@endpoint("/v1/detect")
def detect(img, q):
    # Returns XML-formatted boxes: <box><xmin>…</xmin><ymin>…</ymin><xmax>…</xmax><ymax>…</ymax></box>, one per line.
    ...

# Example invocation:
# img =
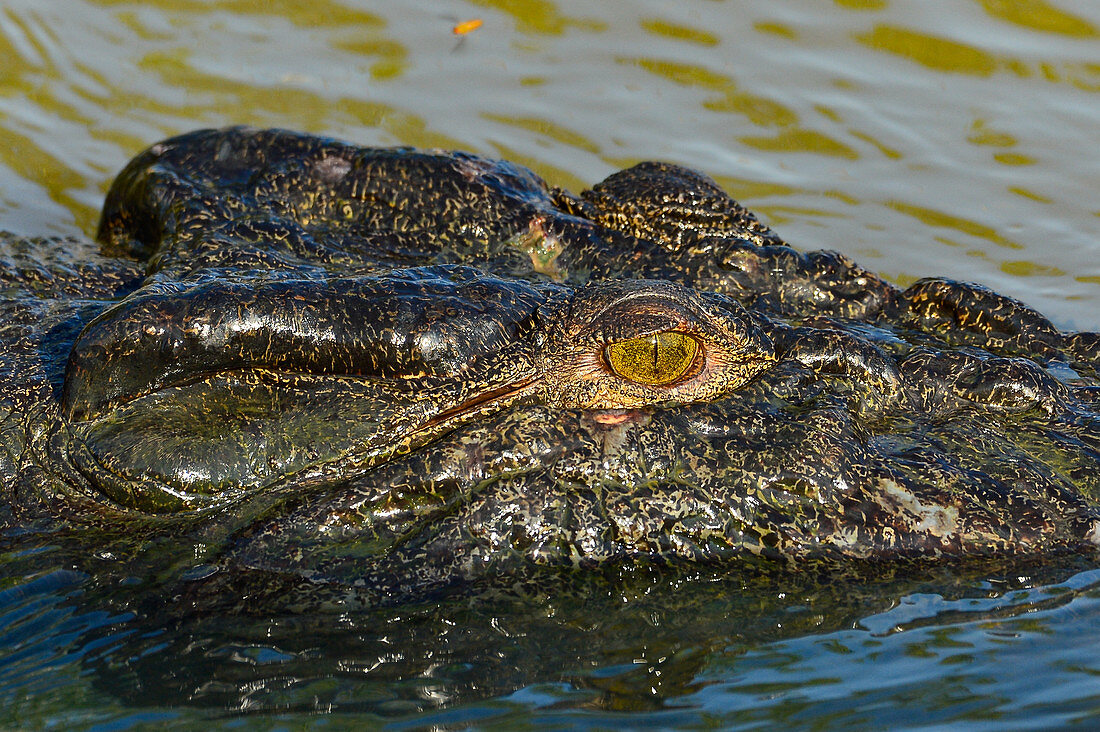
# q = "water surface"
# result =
<box><xmin>2</xmin><ymin>0</ymin><xmax>1098</xmax><ymax>325</ymax></box>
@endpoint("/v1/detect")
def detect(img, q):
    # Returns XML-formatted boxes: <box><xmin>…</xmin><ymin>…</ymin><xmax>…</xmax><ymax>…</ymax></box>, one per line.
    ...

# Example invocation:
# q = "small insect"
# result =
<box><xmin>452</xmin><ymin>18</ymin><xmax>483</xmax><ymax>35</ymax></box>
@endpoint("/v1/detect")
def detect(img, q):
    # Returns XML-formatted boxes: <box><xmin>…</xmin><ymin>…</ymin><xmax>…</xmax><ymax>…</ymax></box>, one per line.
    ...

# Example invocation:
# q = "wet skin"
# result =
<box><xmin>2</xmin><ymin>127</ymin><xmax>1100</xmax><ymax>604</ymax></box>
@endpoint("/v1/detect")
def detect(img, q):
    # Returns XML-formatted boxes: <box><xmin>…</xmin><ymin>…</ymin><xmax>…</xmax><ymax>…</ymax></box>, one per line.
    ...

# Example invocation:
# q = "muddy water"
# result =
<box><xmin>2</xmin><ymin>0</ymin><xmax>1100</xmax><ymax>728</ymax></box>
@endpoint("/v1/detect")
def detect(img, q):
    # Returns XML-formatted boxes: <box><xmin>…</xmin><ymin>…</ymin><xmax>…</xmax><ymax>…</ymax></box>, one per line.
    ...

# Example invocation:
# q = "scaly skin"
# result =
<box><xmin>2</xmin><ymin>126</ymin><xmax>1099</xmax><ymax>606</ymax></box>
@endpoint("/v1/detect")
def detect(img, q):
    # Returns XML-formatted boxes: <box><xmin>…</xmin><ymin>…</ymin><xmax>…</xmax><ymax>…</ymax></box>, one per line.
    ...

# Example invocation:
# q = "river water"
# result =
<box><xmin>1</xmin><ymin>0</ymin><xmax>1099</xmax><ymax>728</ymax></box>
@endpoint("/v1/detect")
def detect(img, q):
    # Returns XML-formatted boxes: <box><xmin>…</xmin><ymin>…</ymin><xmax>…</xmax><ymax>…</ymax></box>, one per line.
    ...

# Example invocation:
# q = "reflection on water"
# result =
<box><xmin>1</xmin><ymin>0</ymin><xmax>1099</xmax><ymax>726</ymax></box>
<box><xmin>857</xmin><ymin>24</ymin><xmax>1001</xmax><ymax>76</ymax></box>
<box><xmin>2</xmin><ymin>545</ymin><xmax>1100</xmax><ymax>727</ymax></box>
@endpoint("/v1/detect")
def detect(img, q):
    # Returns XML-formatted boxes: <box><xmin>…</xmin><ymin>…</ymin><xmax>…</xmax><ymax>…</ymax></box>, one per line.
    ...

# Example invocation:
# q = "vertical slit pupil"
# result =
<box><xmin>603</xmin><ymin>331</ymin><xmax>700</xmax><ymax>387</ymax></box>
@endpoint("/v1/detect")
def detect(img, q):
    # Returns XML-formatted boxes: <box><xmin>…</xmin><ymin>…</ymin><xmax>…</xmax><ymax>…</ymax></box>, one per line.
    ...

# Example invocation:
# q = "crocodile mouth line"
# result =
<box><xmin>421</xmin><ymin>376</ymin><xmax>542</xmax><ymax>431</ymax></box>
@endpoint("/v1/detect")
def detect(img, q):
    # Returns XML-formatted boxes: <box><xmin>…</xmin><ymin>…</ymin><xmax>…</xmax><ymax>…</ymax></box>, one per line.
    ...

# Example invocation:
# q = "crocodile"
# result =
<box><xmin>2</xmin><ymin>126</ymin><xmax>1099</xmax><ymax>606</ymax></box>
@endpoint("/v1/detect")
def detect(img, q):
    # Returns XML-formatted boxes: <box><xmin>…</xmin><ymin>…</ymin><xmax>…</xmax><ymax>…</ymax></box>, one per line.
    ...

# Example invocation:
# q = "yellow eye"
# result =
<box><xmin>604</xmin><ymin>331</ymin><xmax>700</xmax><ymax>386</ymax></box>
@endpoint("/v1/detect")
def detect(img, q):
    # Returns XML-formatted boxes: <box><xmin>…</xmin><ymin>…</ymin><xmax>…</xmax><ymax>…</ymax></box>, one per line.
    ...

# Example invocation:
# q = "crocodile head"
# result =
<box><xmin>10</xmin><ymin>126</ymin><xmax>1095</xmax><ymax>605</ymax></box>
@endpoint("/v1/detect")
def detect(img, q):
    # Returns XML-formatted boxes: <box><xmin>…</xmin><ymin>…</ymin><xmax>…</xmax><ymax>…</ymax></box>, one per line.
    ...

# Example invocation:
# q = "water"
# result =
<box><xmin>1</xmin><ymin>0</ymin><xmax>1099</xmax><ymax>727</ymax></box>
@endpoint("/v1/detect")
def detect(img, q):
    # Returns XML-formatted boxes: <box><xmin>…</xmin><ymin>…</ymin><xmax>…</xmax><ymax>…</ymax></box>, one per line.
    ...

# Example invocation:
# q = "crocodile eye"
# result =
<box><xmin>603</xmin><ymin>331</ymin><xmax>700</xmax><ymax>386</ymax></box>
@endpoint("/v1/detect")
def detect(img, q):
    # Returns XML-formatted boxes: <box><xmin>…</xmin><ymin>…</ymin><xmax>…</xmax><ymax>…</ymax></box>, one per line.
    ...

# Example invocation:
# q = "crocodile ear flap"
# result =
<box><xmin>578</xmin><ymin>161</ymin><xmax>785</xmax><ymax>252</ymax></box>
